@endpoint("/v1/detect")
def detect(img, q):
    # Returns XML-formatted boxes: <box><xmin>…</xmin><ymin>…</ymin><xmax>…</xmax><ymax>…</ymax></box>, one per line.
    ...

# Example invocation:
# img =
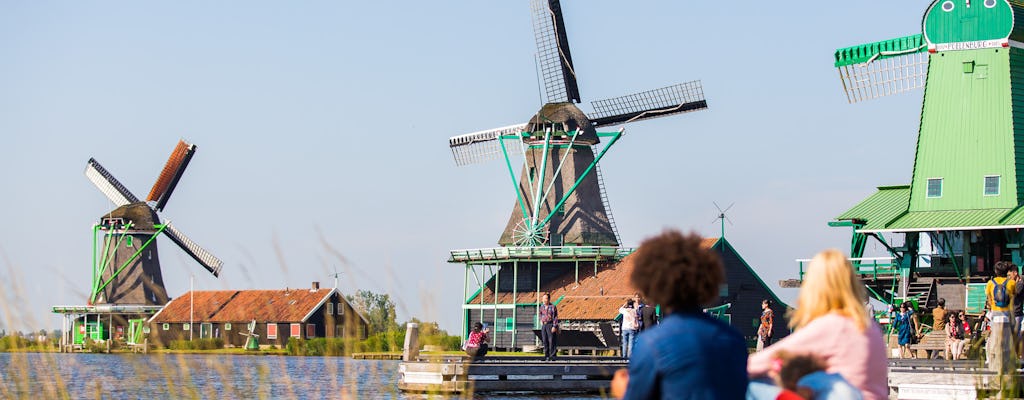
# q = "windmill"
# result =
<box><xmin>85</xmin><ymin>140</ymin><xmax>222</xmax><ymax>306</ymax></box>
<box><xmin>825</xmin><ymin>0</ymin><xmax>1024</xmax><ymax>306</ymax></box>
<box><xmin>448</xmin><ymin>0</ymin><xmax>707</xmax><ymax>247</ymax></box>
<box><xmin>239</xmin><ymin>319</ymin><xmax>259</xmax><ymax>350</ymax></box>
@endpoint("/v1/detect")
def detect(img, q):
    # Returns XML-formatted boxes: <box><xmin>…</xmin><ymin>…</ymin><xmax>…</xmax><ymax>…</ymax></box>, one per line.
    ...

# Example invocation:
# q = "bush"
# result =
<box><xmin>287</xmin><ymin>337</ymin><xmax>362</xmax><ymax>356</ymax></box>
<box><xmin>0</xmin><ymin>336</ymin><xmax>29</xmax><ymax>351</ymax></box>
<box><xmin>168</xmin><ymin>338</ymin><xmax>224</xmax><ymax>351</ymax></box>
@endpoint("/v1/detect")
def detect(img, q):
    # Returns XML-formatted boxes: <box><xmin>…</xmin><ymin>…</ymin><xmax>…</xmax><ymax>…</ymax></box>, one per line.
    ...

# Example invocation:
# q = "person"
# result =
<box><xmin>1010</xmin><ymin>266</ymin><xmax>1024</xmax><ymax>358</ymax></box>
<box><xmin>539</xmin><ymin>292</ymin><xmax>559</xmax><ymax>361</ymax></box>
<box><xmin>757</xmin><ymin>299</ymin><xmax>774</xmax><ymax>352</ymax></box>
<box><xmin>894</xmin><ymin>301</ymin><xmax>920</xmax><ymax>359</ymax></box>
<box><xmin>747</xmin><ymin>249</ymin><xmax>888</xmax><ymax>400</ymax></box>
<box><xmin>945</xmin><ymin>312</ymin><xmax>965</xmax><ymax>360</ymax></box>
<box><xmin>464</xmin><ymin>322</ymin><xmax>490</xmax><ymax>359</ymax></box>
<box><xmin>618</xmin><ymin>299</ymin><xmax>638</xmax><ymax>359</ymax></box>
<box><xmin>986</xmin><ymin>261</ymin><xmax>1017</xmax><ymax>373</ymax></box>
<box><xmin>958</xmin><ymin>310</ymin><xmax>974</xmax><ymax>347</ymax></box>
<box><xmin>933</xmin><ymin>298</ymin><xmax>947</xmax><ymax>332</ymax></box>
<box><xmin>774</xmin><ymin>351</ymin><xmax>863</xmax><ymax>400</ymax></box>
<box><xmin>610</xmin><ymin>230</ymin><xmax>747</xmax><ymax>399</ymax></box>
<box><xmin>864</xmin><ymin>298</ymin><xmax>876</xmax><ymax>323</ymax></box>
<box><xmin>635</xmin><ymin>294</ymin><xmax>657</xmax><ymax>333</ymax></box>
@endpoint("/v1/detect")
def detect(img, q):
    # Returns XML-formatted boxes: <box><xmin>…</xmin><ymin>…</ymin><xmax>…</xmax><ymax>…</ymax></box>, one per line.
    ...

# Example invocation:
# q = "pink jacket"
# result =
<box><xmin>748</xmin><ymin>313</ymin><xmax>888</xmax><ymax>400</ymax></box>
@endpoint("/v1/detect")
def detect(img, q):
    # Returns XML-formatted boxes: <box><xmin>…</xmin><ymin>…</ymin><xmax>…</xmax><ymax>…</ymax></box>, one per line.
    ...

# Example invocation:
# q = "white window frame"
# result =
<box><xmin>225</xmin><ymin>323</ymin><xmax>232</xmax><ymax>331</ymax></box>
<box><xmin>927</xmin><ymin>178</ymin><xmax>943</xmax><ymax>198</ymax></box>
<box><xmin>327</xmin><ymin>303</ymin><xmax>334</xmax><ymax>315</ymax></box>
<box><xmin>183</xmin><ymin>323</ymin><xmax>190</xmax><ymax>331</ymax></box>
<box><xmin>290</xmin><ymin>323</ymin><xmax>302</xmax><ymax>338</ymax></box>
<box><xmin>267</xmin><ymin>323</ymin><xmax>278</xmax><ymax>339</ymax></box>
<box><xmin>984</xmin><ymin>175</ymin><xmax>1001</xmax><ymax>196</ymax></box>
<box><xmin>337</xmin><ymin>303</ymin><xmax>344</xmax><ymax>315</ymax></box>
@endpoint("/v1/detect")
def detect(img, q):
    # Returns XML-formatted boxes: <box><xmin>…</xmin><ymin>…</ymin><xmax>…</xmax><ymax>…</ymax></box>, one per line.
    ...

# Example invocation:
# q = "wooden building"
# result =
<box><xmin>462</xmin><ymin>237</ymin><xmax>788</xmax><ymax>351</ymax></box>
<box><xmin>147</xmin><ymin>283</ymin><xmax>368</xmax><ymax>348</ymax></box>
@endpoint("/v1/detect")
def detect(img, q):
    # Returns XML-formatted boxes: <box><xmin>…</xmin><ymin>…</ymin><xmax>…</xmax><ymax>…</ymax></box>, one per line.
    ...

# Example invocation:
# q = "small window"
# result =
<box><xmin>927</xmin><ymin>178</ymin><xmax>943</xmax><ymax>198</ymax></box>
<box><xmin>985</xmin><ymin>176</ymin><xmax>1000</xmax><ymax>196</ymax></box>
<box><xmin>183</xmin><ymin>323</ymin><xmax>190</xmax><ymax>331</ymax></box>
<box><xmin>327</xmin><ymin>303</ymin><xmax>334</xmax><ymax>315</ymax></box>
<box><xmin>267</xmin><ymin>324</ymin><xmax>278</xmax><ymax>339</ymax></box>
<box><xmin>337</xmin><ymin>303</ymin><xmax>345</xmax><ymax>315</ymax></box>
<box><xmin>306</xmin><ymin>324</ymin><xmax>316</xmax><ymax>339</ymax></box>
<box><xmin>942</xmin><ymin>1</ymin><xmax>954</xmax><ymax>11</ymax></box>
<box><xmin>162</xmin><ymin>323</ymin><xmax>169</xmax><ymax>331</ymax></box>
<box><xmin>985</xmin><ymin>0</ymin><xmax>997</xmax><ymax>8</ymax></box>
<box><xmin>291</xmin><ymin>323</ymin><xmax>301</xmax><ymax>338</ymax></box>
<box><xmin>225</xmin><ymin>323</ymin><xmax>232</xmax><ymax>331</ymax></box>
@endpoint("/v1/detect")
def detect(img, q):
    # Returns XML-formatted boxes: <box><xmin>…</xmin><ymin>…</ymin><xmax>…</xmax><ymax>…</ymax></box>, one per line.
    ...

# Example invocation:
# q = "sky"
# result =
<box><xmin>0</xmin><ymin>1</ymin><xmax>932</xmax><ymax>333</ymax></box>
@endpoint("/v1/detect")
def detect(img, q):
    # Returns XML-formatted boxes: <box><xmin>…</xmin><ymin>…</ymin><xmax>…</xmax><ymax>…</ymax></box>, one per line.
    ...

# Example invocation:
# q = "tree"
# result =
<box><xmin>346</xmin><ymin>290</ymin><xmax>399</xmax><ymax>334</ymax></box>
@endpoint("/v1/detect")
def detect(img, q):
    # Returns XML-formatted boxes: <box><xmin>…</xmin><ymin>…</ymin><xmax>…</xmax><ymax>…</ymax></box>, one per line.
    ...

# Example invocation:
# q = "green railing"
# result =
<box><xmin>796</xmin><ymin>256</ymin><xmax>899</xmax><ymax>281</ymax></box>
<box><xmin>449</xmin><ymin>246</ymin><xmax>636</xmax><ymax>262</ymax></box>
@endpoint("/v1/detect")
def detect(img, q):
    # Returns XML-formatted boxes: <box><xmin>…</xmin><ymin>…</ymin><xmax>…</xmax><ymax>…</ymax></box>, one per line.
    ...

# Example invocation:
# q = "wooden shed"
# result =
<box><xmin>147</xmin><ymin>283</ymin><xmax>368</xmax><ymax>348</ymax></box>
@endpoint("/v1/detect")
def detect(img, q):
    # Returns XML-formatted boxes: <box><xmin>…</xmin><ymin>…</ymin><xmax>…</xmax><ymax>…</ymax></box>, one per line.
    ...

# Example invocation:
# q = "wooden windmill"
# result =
<box><xmin>85</xmin><ymin>140</ymin><xmax>222</xmax><ymax>305</ymax></box>
<box><xmin>826</xmin><ymin>0</ymin><xmax>1024</xmax><ymax>308</ymax></box>
<box><xmin>448</xmin><ymin>0</ymin><xmax>707</xmax><ymax>247</ymax></box>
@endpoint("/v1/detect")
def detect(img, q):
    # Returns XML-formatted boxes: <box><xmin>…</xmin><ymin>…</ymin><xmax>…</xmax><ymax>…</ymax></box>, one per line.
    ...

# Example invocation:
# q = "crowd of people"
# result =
<box><xmin>462</xmin><ymin>228</ymin><xmax>1023</xmax><ymax>398</ymax></box>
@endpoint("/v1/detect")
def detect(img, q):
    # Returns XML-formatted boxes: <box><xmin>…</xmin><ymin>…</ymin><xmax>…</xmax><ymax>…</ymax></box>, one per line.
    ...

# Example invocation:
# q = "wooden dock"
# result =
<box><xmin>352</xmin><ymin>352</ymin><xmax>403</xmax><ymax>360</ymax></box>
<box><xmin>888</xmin><ymin>359</ymin><xmax>1023</xmax><ymax>399</ymax></box>
<box><xmin>397</xmin><ymin>355</ymin><xmax>627</xmax><ymax>394</ymax></box>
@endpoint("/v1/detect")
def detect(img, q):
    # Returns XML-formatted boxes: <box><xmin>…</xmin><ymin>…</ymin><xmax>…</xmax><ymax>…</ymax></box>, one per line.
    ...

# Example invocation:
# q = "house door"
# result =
<box><xmin>200</xmin><ymin>323</ymin><xmax>213</xmax><ymax>339</ymax></box>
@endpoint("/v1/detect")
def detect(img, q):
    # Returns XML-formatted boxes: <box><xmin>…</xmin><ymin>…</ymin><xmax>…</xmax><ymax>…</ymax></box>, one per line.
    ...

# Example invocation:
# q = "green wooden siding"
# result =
<box><xmin>924</xmin><ymin>0</ymin><xmax>1014</xmax><ymax>44</ymax></box>
<box><xmin>1011</xmin><ymin>1</ymin><xmax>1024</xmax><ymax>42</ymax></box>
<box><xmin>910</xmin><ymin>48</ymin><xmax>1018</xmax><ymax>212</ymax></box>
<box><xmin>1011</xmin><ymin>47</ymin><xmax>1024</xmax><ymax>204</ymax></box>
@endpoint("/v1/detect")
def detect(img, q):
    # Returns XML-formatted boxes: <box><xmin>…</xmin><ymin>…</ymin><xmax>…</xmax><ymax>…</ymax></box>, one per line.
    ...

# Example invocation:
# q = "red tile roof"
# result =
<box><xmin>150</xmin><ymin>288</ymin><xmax>348</xmax><ymax>323</ymax></box>
<box><xmin>468</xmin><ymin>238</ymin><xmax>721</xmax><ymax>320</ymax></box>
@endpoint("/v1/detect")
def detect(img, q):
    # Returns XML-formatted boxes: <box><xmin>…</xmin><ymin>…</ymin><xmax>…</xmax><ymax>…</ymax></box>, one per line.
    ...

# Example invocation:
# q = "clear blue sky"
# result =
<box><xmin>0</xmin><ymin>1</ymin><xmax>929</xmax><ymax>333</ymax></box>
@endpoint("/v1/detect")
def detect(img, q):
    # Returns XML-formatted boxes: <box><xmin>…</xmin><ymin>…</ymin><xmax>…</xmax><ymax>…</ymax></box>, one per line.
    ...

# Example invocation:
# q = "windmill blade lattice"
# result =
<box><xmin>590</xmin><ymin>81</ymin><xmax>707</xmax><ymax>127</ymax></box>
<box><xmin>147</xmin><ymin>140</ymin><xmax>197</xmax><ymax>212</ymax></box>
<box><xmin>85</xmin><ymin>158</ymin><xmax>141</xmax><ymax>207</ymax></box>
<box><xmin>449</xmin><ymin>124</ymin><xmax>527</xmax><ymax>166</ymax></box>
<box><xmin>531</xmin><ymin>0</ymin><xmax>580</xmax><ymax>104</ymax></box>
<box><xmin>162</xmin><ymin>222</ymin><xmax>223</xmax><ymax>277</ymax></box>
<box><xmin>834</xmin><ymin>34</ymin><xmax>927</xmax><ymax>103</ymax></box>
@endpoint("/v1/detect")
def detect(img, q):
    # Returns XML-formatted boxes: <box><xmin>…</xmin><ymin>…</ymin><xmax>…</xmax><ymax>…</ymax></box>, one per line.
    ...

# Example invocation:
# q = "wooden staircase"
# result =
<box><xmin>907</xmin><ymin>278</ymin><xmax>936</xmax><ymax>309</ymax></box>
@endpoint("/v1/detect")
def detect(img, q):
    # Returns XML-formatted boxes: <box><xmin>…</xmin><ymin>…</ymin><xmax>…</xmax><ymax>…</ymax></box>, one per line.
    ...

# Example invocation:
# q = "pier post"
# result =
<box><xmin>403</xmin><ymin>323</ymin><xmax>420</xmax><ymax>362</ymax></box>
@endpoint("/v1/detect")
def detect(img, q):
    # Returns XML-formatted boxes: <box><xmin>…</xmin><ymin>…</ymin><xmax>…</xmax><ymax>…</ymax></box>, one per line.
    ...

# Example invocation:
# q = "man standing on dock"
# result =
<box><xmin>539</xmin><ymin>293</ymin><xmax>559</xmax><ymax>361</ymax></box>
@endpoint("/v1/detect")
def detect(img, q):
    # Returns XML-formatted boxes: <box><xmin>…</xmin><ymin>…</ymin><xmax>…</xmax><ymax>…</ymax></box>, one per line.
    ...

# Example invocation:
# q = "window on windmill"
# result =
<box><xmin>975</xmin><ymin>64</ymin><xmax>989</xmax><ymax>79</ymax></box>
<box><xmin>927</xmin><ymin>178</ymin><xmax>943</xmax><ymax>198</ymax></box>
<box><xmin>964</xmin><ymin>61</ymin><xmax>975</xmax><ymax>74</ymax></box>
<box><xmin>985</xmin><ymin>176</ymin><xmax>1000</xmax><ymax>196</ymax></box>
<box><xmin>529</xmin><ymin>167</ymin><xmax>537</xmax><ymax>180</ymax></box>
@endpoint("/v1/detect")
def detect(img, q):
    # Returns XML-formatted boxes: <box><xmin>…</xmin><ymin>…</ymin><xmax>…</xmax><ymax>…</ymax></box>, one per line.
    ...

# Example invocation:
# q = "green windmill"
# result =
<box><xmin>822</xmin><ymin>0</ymin><xmax>1024</xmax><ymax>310</ymax></box>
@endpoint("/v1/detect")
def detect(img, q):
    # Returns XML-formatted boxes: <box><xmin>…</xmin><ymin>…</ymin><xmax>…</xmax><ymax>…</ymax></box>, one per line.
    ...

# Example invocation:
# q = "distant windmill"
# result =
<box><xmin>85</xmin><ymin>140</ymin><xmax>222</xmax><ymax>305</ymax></box>
<box><xmin>448</xmin><ymin>0</ymin><xmax>708</xmax><ymax>247</ymax></box>
<box><xmin>239</xmin><ymin>319</ymin><xmax>259</xmax><ymax>350</ymax></box>
<box><xmin>712</xmin><ymin>202</ymin><xmax>734</xmax><ymax>239</ymax></box>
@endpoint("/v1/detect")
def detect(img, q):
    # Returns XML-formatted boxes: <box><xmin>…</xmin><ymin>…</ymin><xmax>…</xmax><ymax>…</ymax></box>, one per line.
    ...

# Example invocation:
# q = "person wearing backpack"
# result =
<box><xmin>986</xmin><ymin>261</ymin><xmax>1017</xmax><ymax>373</ymax></box>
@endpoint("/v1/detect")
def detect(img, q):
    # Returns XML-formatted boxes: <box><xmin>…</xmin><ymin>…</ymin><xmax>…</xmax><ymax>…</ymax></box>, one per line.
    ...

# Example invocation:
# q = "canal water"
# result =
<box><xmin>0</xmin><ymin>353</ymin><xmax>603</xmax><ymax>399</ymax></box>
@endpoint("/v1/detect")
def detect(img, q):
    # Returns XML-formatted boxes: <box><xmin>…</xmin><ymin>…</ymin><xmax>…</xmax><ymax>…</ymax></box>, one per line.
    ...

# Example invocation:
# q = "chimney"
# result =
<box><xmin>312</xmin><ymin>281</ymin><xmax>320</xmax><ymax>291</ymax></box>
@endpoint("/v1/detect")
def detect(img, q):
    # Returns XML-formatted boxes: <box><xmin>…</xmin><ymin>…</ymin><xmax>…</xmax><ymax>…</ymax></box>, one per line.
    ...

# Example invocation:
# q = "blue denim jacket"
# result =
<box><xmin>624</xmin><ymin>310</ymin><xmax>748</xmax><ymax>400</ymax></box>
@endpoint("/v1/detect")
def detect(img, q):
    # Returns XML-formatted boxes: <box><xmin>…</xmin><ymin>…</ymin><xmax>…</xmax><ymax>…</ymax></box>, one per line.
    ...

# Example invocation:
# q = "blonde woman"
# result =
<box><xmin>748</xmin><ymin>249</ymin><xmax>887</xmax><ymax>400</ymax></box>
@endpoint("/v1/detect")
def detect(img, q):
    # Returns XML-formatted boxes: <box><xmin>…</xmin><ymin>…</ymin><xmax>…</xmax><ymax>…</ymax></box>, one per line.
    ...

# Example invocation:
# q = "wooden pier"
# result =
<box><xmin>888</xmin><ymin>359</ymin><xmax>1023</xmax><ymax>399</ymax></box>
<box><xmin>397</xmin><ymin>355</ymin><xmax>626</xmax><ymax>394</ymax></box>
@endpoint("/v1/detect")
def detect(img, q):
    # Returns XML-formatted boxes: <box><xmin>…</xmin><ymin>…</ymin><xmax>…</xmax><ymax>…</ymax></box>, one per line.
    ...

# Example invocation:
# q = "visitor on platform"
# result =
<box><xmin>747</xmin><ymin>249</ymin><xmax>887</xmax><ymax>400</ymax></box>
<box><xmin>1010</xmin><ymin>266</ymin><xmax>1024</xmax><ymax>357</ymax></box>
<box><xmin>945</xmin><ymin>312</ymin><xmax>965</xmax><ymax>360</ymax></box>
<box><xmin>986</xmin><ymin>261</ymin><xmax>1017</xmax><ymax>373</ymax></box>
<box><xmin>539</xmin><ymin>292</ymin><xmax>559</xmax><ymax>361</ymax></box>
<box><xmin>933</xmin><ymin>298</ymin><xmax>947</xmax><ymax>332</ymax></box>
<box><xmin>958</xmin><ymin>310</ymin><xmax>974</xmax><ymax>346</ymax></box>
<box><xmin>757</xmin><ymin>299</ymin><xmax>774</xmax><ymax>352</ymax></box>
<box><xmin>618</xmin><ymin>299</ymin><xmax>638</xmax><ymax>359</ymax></box>
<box><xmin>894</xmin><ymin>301</ymin><xmax>920</xmax><ymax>359</ymax></box>
<box><xmin>610</xmin><ymin>230</ymin><xmax>747</xmax><ymax>399</ymax></box>
<box><xmin>464</xmin><ymin>322</ymin><xmax>490</xmax><ymax>359</ymax></box>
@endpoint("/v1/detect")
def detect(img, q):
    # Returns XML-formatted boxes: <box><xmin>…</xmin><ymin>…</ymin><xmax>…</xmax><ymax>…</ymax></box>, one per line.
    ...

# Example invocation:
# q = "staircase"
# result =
<box><xmin>906</xmin><ymin>278</ymin><xmax>936</xmax><ymax>309</ymax></box>
<box><xmin>594</xmin><ymin>163</ymin><xmax>621</xmax><ymax>245</ymax></box>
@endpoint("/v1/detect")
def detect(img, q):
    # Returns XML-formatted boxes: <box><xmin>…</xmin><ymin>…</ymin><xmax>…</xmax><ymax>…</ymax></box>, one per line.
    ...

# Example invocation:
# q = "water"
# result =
<box><xmin>0</xmin><ymin>353</ymin><xmax>604</xmax><ymax>399</ymax></box>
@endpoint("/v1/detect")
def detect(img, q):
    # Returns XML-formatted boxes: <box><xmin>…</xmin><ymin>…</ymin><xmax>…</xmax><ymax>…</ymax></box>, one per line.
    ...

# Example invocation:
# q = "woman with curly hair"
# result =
<box><xmin>610</xmin><ymin>230</ymin><xmax>747</xmax><ymax>399</ymax></box>
<box><xmin>748</xmin><ymin>249</ymin><xmax>887</xmax><ymax>400</ymax></box>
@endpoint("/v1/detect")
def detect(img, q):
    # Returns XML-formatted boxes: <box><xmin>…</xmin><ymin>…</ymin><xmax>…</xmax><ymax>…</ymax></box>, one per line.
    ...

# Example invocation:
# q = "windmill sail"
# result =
<box><xmin>834</xmin><ymin>34</ymin><xmax>928</xmax><ymax>103</ymax></box>
<box><xmin>85</xmin><ymin>158</ymin><xmax>141</xmax><ymax>207</ymax></box>
<box><xmin>163</xmin><ymin>222</ymin><xmax>223</xmax><ymax>277</ymax></box>
<box><xmin>531</xmin><ymin>0</ymin><xmax>580</xmax><ymax>103</ymax></box>
<box><xmin>590</xmin><ymin>81</ymin><xmax>708</xmax><ymax>127</ymax></box>
<box><xmin>449</xmin><ymin>124</ymin><xmax>528</xmax><ymax>166</ymax></box>
<box><xmin>147</xmin><ymin>140</ymin><xmax>197</xmax><ymax>212</ymax></box>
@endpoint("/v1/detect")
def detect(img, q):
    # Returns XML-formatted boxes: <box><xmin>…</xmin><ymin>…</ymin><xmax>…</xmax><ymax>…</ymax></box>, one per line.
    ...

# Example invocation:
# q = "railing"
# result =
<box><xmin>795</xmin><ymin>256</ymin><xmax>899</xmax><ymax>281</ymax></box>
<box><xmin>449</xmin><ymin>246</ymin><xmax>636</xmax><ymax>262</ymax></box>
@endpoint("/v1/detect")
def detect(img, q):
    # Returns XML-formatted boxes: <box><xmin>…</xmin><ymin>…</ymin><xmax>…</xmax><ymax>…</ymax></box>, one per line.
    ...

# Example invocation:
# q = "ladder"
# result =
<box><xmin>906</xmin><ymin>278</ymin><xmax>935</xmax><ymax>309</ymax></box>
<box><xmin>594</xmin><ymin>163</ymin><xmax>621</xmax><ymax>244</ymax></box>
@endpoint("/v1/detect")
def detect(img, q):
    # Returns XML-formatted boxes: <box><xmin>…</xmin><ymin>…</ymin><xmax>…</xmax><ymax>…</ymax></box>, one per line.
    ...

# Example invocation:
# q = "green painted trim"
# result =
<box><xmin>834</xmin><ymin>34</ymin><xmax>925</xmax><ymax>67</ymax></box>
<box><xmin>499</xmin><ymin>137</ymin><xmax>532</xmax><ymax>228</ymax></box>
<box><xmin>91</xmin><ymin>221</ymin><xmax>134</xmax><ymax>304</ymax></box>
<box><xmin>530</xmin><ymin>129</ymin><xmax>553</xmax><ymax>230</ymax></box>
<box><xmin>92</xmin><ymin>224</ymin><xmax>167</xmax><ymax>299</ymax></box>
<box><xmin>538</xmin><ymin>129</ymin><xmax>623</xmax><ymax>229</ymax></box>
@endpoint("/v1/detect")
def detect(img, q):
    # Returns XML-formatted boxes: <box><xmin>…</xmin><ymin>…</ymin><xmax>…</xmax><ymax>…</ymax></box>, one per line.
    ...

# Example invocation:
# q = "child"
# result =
<box><xmin>464</xmin><ymin>322</ymin><xmax>489</xmax><ymax>360</ymax></box>
<box><xmin>774</xmin><ymin>351</ymin><xmax>863</xmax><ymax>400</ymax></box>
